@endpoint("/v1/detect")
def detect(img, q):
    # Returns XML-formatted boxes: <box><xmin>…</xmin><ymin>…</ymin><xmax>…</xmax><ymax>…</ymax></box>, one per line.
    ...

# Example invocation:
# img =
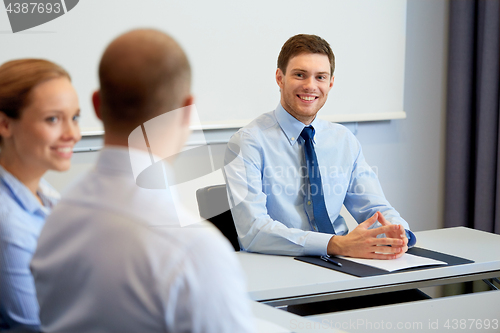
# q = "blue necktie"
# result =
<box><xmin>300</xmin><ymin>126</ymin><xmax>335</xmax><ymax>234</ymax></box>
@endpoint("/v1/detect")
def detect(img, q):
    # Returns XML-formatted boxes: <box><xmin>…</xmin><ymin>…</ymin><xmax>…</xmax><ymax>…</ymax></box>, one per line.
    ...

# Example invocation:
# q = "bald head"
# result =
<box><xmin>98</xmin><ymin>29</ymin><xmax>191</xmax><ymax>133</ymax></box>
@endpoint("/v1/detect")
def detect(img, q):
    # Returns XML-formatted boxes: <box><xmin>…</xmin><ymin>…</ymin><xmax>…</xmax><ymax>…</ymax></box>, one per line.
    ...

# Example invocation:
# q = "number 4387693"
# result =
<box><xmin>6</xmin><ymin>2</ymin><xmax>61</xmax><ymax>14</ymax></box>
<box><xmin>444</xmin><ymin>319</ymin><xmax>499</xmax><ymax>330</ymax></box>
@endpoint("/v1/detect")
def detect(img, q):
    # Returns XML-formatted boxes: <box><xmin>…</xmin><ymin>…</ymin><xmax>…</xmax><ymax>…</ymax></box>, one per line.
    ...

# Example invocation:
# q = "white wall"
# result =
<box><xmin>0</xmin><ymin>0</ymin><xmax>408</xmax><ymax>132</ymax></box>
<box><xmin>355</xmin><ymin>0</ymin><xmax>448</xmax><ymax>232</ymax></box>
<box><xmin>45</xmin><ymin>0</ymin><xmax>449</xmax><ymax>231</ymax></box>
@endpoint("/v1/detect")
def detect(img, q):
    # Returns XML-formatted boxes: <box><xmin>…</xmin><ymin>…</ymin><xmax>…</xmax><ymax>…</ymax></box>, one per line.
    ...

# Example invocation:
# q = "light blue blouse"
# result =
<box><xmin>0</xmin><ymin>165</ymin><xmax>59</xmax><ymax>331</ymax></box>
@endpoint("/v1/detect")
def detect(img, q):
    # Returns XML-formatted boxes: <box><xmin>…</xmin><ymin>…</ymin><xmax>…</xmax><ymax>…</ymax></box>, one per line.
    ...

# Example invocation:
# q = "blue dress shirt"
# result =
<box><xmin>224</xmin><ymin>104</ymin><xmax>416</xmax><ymax>256</ymax></box>
<box><xmin>0</xmin><ymin>165</ymin><xmax>58</xmax><ymax>331</ymax></box>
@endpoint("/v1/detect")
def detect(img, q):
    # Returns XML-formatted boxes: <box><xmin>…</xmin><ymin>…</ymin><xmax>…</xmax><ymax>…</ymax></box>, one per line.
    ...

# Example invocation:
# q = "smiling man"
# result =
<box><xmin>224</xmin><ymin>34</ymin><xmax>416</xmax><ymax>258</ymax></box>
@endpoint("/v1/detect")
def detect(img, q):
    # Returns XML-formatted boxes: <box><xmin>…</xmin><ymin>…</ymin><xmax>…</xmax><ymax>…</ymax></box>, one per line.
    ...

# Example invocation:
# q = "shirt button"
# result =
<box><xmin>307</xmin><ymin>201</ymin><xmax>311</xmax><ymax>205</ymax></box>
<box><xmin>291</xmin><ymin>137</ymin><xmax>295</xmax><ymax>141</ymax></box>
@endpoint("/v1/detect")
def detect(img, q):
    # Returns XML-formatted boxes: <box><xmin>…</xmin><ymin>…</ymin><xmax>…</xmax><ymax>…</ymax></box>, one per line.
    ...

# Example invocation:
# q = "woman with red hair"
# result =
<box><xmin>0</xmin><ymin>59</ymin><xmax>81</xmax><ymax>331</ymax></box>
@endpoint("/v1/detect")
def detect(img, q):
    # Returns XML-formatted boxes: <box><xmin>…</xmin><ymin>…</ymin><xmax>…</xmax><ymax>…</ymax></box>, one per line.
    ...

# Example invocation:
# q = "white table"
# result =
<box><xmin>237</xmin><ymin>227</ymin><xmax>500</xmax><ymax>306</ymax></box>
<box><xmin>308</xmin><ymin>290</ymin><xmax>500</xmax><ymax>333</ymax></box>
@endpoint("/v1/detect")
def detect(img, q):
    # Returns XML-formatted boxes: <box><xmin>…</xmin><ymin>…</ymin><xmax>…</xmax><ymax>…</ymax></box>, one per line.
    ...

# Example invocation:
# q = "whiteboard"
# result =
<box><xmin>0</xmin><ymin>0</ymin><xmax>407</xmax><ymax>134</ymax></box>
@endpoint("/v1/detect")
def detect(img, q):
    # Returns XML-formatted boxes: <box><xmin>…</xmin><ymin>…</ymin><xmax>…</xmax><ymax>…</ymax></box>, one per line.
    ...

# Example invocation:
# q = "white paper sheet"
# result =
<box><xmin>338</xmin><ymin>253</ymin><xmax>447</xmax><ymax>272</ymax></box>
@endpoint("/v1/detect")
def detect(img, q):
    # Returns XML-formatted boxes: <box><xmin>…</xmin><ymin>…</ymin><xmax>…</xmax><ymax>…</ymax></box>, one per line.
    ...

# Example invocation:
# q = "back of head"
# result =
<box><xmin>277</xmin><ymin>34</ymin><xmax>335</xmax><ymax>76</ymax></box>
<box><xmin>98</xmin><ymin>29</ymin><xmax>192</xmax><ymax>134</ymax></box>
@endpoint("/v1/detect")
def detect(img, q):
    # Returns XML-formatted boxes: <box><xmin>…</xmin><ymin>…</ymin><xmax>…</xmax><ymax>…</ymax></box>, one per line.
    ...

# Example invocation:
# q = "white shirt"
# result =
<box><xmin>31</xmin><ymin>147</ymin><xmax>255</xmax><ymax>333</ymax></box>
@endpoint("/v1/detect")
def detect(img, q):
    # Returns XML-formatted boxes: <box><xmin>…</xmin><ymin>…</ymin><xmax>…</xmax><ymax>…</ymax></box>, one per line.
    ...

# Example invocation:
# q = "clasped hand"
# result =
<box><xmin>327</xmin><ymin>211</ymin><xmax>408</xmax><ymax>259</ymax></box>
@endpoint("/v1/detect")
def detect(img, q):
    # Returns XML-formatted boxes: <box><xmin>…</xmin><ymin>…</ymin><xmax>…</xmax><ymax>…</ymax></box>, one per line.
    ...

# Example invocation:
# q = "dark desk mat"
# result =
<box><xmin>294</xmin><ymin>247</ymin><xmax>475</xmax><ymax>277</ymax></box>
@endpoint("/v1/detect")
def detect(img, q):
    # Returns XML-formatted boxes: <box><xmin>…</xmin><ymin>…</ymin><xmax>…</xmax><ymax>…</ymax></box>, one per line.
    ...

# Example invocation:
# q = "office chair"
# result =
<box><xmin>196</xmin><ymin>184</ymin><xmax>240</xmax><ymax>251</ymax></box>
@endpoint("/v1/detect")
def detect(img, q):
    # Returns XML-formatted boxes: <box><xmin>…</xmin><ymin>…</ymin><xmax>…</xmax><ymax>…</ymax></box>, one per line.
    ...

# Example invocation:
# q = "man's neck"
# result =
<box><xmin>103</xmin><ymin>134</ymin><xmax>129</xmax><ymax>147</ymax></box>
<box><xmin>283</xmin><ymin>109</ymin><xmax>316</xmax><ymax>125</ymax></box>
<box><xmin>103</xmin><ymin>132</ymin><xmax>180</xmax><ymax>163</ymax></box>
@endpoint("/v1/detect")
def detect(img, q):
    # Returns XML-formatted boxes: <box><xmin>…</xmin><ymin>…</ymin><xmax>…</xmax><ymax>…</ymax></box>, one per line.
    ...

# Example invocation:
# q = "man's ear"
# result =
<box><xmin>276</xmin><ymin>68</ymin><xmax>285</xmax><ymax>89</ymax></box>
<box><xmin>0</xmin><ymin>111</ymin><xmax>13</xmax><ymax>139</ymax></box>
<box><xmin>92</xmin><ymin>90</ymin><xmax>102</xmax><ymax>120</ymax></box>
<box><xmin>330</xmin><ymin>75</ymin><xmax>335</xmax><ymax>88</ymax></box>
<box><xmin>181</xmin><ymin>95</ymin><xmax>194</xmax><ymax>127</ymax></box>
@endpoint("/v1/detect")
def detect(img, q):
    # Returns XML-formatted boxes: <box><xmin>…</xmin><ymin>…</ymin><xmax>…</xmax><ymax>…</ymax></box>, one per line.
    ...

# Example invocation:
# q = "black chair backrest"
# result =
<box><xmin>196</xmin><ymin>185</ymin><xmax>240</xmax><ymax>251</ymax></box>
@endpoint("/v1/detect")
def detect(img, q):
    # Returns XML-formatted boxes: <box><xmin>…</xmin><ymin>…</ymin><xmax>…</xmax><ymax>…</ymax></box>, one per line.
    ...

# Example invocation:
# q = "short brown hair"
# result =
<box><xmin>0</xmin><ymin>59</ymin><xmax>70</xmax><ymax>120</ymax></box>
<box><xmin>277</xmin><ymin>34</ymin><xmax>335</xmax><ymax>76</ymax></box>
<box><xmin>98</xmin><ymin>29</ymin><xmax>191</xmax><ymax>133</ymax></box>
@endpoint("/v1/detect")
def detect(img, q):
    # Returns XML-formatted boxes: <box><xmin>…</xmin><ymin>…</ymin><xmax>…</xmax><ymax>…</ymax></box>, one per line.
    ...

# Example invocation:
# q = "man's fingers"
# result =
<box><xmin>344</xmin><ymin>243</ymin><xmax>409</xmax><ymax>259</ymax></box>
<box><xmin>393</xmin><ymin>252</ymin><xmax>405</xmax><ymax>259</ymax></box>
<box><xmin>375</xmin><ymin>212</ymin><xmax>406</xmax><ymax>238</ymax></box>
<box><xmin>370</xmin><ymin>244</ymin><xmax>408</xmax><ymax>258</ymax></box>
<box><xmin>401</xmin><ymin>235</ymin><xmax>409</xmax><ymax>246</ymax></box>
<box><xmin>395</xmin><ymin>224</ymin><xmax>405</xmax><ymax>237</ymax></box>
<box><xmin>363</xmin><ymin>252</ymin><xmax>400</xmax><ymax>260</ymax></box>
<box><xmin>377</xmin><ymin>211</ymin><xmax>390</xmax><ymax>226</ymax></box>
<box><xmin>337</xmin><ymin>213</ymin><xmax>410</xmax><ymax>260</ymax></box>
<box><xmin>359</xmin><ymin>212</ymin><xmax>379</xmax><ymax>228</ymax></box>
<box><xmin>367</xmin><ymin>224</ymin><xmax>400</xmax><ymax>238</ymax></box>
<box><xmin>371</xmin><ymin>245</ymin><xmax>404</xmax><ymax>254</ymax></box>
<box><xmin>369</xmin><ymin>236</ymin><xmax>405</xmax><ymax>247</ymax></box>
<box><xmin>386</xmin><ymin>225</ymin><xmax>406</xmax><ymax>240</ymax></box>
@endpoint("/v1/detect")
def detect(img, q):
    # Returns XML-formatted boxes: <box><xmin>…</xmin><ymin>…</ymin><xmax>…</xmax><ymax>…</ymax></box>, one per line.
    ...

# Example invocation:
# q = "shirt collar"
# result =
<box><xmin>82</xmin><ymin>146</ymin><xmax>190</xmax><ymax>227</ymax></box>
<box><xmin>95</xmin><ymin>146</ymin><xmax>175</xmax><ymax>185</ymax></box>
<box><xmin>95</xmin><ymin>146</ymin><xmax>136</xmax><ymax>175</ymax></box>
<box><xmin>0</xmin><ymin>165</ymin><xmax>58</xmax><ymax>216</ymax></box>
<box><xmin>274</xmin><ymin>103</ymin><xmax>321</xmax><ymax>146</ymax></box>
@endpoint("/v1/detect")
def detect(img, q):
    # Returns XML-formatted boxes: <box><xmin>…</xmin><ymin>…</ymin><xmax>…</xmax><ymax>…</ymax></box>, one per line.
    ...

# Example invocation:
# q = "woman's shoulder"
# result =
<box><xmin>0</xmin><ymin>191</ymin><xmax>25</xmax><ymax>242</ymax></box>
<box><xmin>0</xmin><ymin>182</ymin><xmax>47</xmax><ymax>245</ymax></box>
<box><xmin>0</xmin><ymin>183</ymin><xmax>19</xmax><ymax>217</ymax></box>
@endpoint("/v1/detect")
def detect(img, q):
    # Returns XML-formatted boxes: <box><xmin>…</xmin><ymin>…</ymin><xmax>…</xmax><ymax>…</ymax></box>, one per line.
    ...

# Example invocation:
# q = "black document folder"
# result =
<box><xmin>294</xmin><ymin>247</ymin><xmax>474</xmax><ymax>277</ymax></box>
